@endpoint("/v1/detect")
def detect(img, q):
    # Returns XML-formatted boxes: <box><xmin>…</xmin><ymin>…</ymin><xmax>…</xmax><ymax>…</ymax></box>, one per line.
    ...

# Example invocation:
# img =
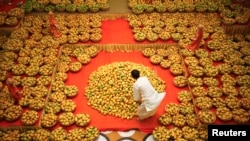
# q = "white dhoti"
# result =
<box><xmin>137</xmin><ymin>92</ymin><xmax>166</xmax><ymax>120</ymax></box>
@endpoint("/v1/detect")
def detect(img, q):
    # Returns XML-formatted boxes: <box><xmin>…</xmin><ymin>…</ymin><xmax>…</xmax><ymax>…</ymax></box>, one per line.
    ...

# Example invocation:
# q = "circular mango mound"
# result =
<box><xmin>85</xmin><ymin>61</ymin><xmax>166</xmax><ymax>119</ymax></box>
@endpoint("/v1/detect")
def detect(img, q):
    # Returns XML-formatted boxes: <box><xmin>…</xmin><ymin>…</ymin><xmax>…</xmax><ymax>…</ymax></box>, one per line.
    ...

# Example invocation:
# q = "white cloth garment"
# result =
<box><xmin>133</xmin><ymin>76</ymin><xmax>166</xmax><ymax>119</ymax></box>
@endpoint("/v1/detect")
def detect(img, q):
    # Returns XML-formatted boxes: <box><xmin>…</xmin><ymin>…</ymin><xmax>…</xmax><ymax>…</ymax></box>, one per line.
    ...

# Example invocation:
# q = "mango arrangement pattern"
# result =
<box><xmin>0</xmin><ymin>0</ymin><xmax>250</xmax><ymax>140</ymax></box>
<box><xmin>85</xmin><ymin>61</ymin><xmax>166</xmax><ymax>119</ymax></box>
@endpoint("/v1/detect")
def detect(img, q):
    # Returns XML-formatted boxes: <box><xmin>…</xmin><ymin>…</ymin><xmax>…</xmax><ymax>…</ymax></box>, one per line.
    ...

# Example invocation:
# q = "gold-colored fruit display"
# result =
<box><xmin>85</xmin><ymin>61</ymin><xmax>166</xmax><ymax>119</ymax></box>
<box><xmin>77</xmin><ymin>53</ymin><xmax>91</xmax><ymax>65</ymax></box>
<box><xmin>232</xmin><ymin>108</ymin><xmax>250</xmax><ymax>124</ymax></box>
<box><xmin>192</xmin><ymin>86</ymin><xmax>207</xmax><ymax>97</ymax></box>
<box><xmin>84</xmin><ymin>126</ymin><xmax>100</xmax><ymax>140</ymax></box>
<box><xmin>64</xmin><ymin>85</ymin><xmax>78</xmax><ymax>97</ymax></box>
<box><xmin>177</xmin><ymin>90</ymin><xmax>192</xmax><ymax>103</ymax></box>
<box><xmin>241</xmin><ymin>98</ymin><xmax>250</xmax><ymax>110</ymax></box>
<box><xmin>221</xmin><ymin>85</ymin><xmax>238</xmax><ymax>97</ymax></box>
<box><xmin>215</xmin><ymin>107</ymin><xmax>232</xmax><ymax>121</ymax></box>
<box><xmin>213</xmin><ymin>97</ymin><xmax>226</xmax><ymax>108</ymax></box>
<box><xmin>186</xmin><ymin>114</ymin><xmax>199</xmax><ymax>127</ymax></box>
<box><xmin>165</xmin><ymin>103</ymin><xmax>180</xmax><ymax>115</ymax></box>
<box><xmin>221</xmin><ymin>73</ymin><xmax>236</xmax><ymax>86</ymax></box>
<box><xmin>152</xmin><ymin>126</ymin><xmax>171</xmax><ymax>141</ymax></box>
<box><xmin>169</xmin><ymin>127</ymin><xmax>183</xmax><ymax>139</ymax></box>
<box><xmin>179</xmin><ymin>102</ymin><xmax>195</xmax><ymax>115</ymax></box>
<box><xmin>207</xmin><ymin>86</ymin><xmax>223</xmax><ymax>98</ymax></box>
<box><xmin>29</xmin><ymin>98</ymin><xmax>45</xmax><ymax>111</ymax></box>
<box><xmin>58</xmin><ymin>112</ymin><xmax>75</xmax><ymax>126</ymax></box>
<box><xmin>61</xmin><ymin>99</ymin><xmax>76</xmax><ymax>112</ymax></box>
<box><xmin>239</xmin><ymin>86</ymin><xmax>250</xmax><ymax>98</ymax></box>
<box><xmin>21</xmin><ymin>110</ymin><xmax>38</xmax><ymax>125</ymax></box>
<box><xmin>184</xmin><ymin>56</ymin><xmax>199</xmax><ymax>66</ymax></box>
<box><xmin>150</xmin><ymin>54</ymin><xmax>163</xmax><ymax>64</ymax></box>
<box><xmin>20</xmin><ymin>129</ymin><xmax>36</xmax><ymax>141</ymax></box>
<box><xmin>182</xmin><ymin>126</ymin><xmax>199</xmax><ymax>140</ymax></box>
<box><xmin>44</xmin><ymin>101</ymin><xmax>61</xmax><ymax>114</ymax></box>
<box><xmin>173</xmin><ymin>75</ymin><xmax>188</xmax><ymax>87</ymax></box>
<box><xmin>40</xmin><ymin>113</ymin><xmax>58</xmax><ymax>128</ymax></box>
<box><xmin>225</xmin><ymin>96</ymin><xmax>241</xmax><ymax>110</ymax></box>
<box><xmin>49</xmin><ymin>91</ymin><xmax>66</xmax><ymax>103</ymax></box>
<box><xmin>54</xmin><ymin>72</ymin><xmax>68</xmax><ymax>82</ymax></box>
<box><xmin>4</xmin><ymin>105</ymin><xmax>22</xmax><ymax>121</ymax></box>
<box><xmin>172</xmin><ymin>114</ymin><xmax>186</xmax><ymax>127</ymax></box>
<box><xmin>203</xmin><ymin>77</ymin><xmax>219</xmax><ymax>86</ymax></box>
<box><xmin>188</xmin><ymin>75</ymin><xmax>203</xmax><ymax>87</ymax></box>
<box><xmin>156</xmin><ymin>48</ymin><xmax>168</xmax><ymax>57</ymax></box>
<box><xmin>160</xmin><ymin>59</ymin><xmax>172</xmax><ymax>69</ymax></box>
<box><xmin>4</xmin><ymin>17</ymin><xmax>19</xmax><ymax>26</ymax></box>
<box><xmin>7</xmin><ymin>7</ymin><xmax>24</xmax><ymax>19</ymax></box>
<box><xmin>66</xmin><ymin>128</ymin><xmax>84</xmax><ymax>140</ymax></box>
<box><xmin>85</xmin><ymin>45</ymin><xmax>99</xmax><ymax>57</ymax></box>
<box><xmin>159</xmin><ymin>113</ymin><xmax>172</xmax><ymax>126</ymax></box>
<box><xmin>34</xmin><ymin>128</ymin><xmax>51</xmax><ymax>140</ymax></box>
<box><xmin>36</xmin><ymin>76</ymin><xmax>52</xmax><ymax>86</ymax></box>
<box><xmin>69</xmin><ymin>61</ymin><xmax>82</xmax><ymax>72</ymax></box>
<box><xmin>142</xmin><ymin>47</ymin><xmax>156</xmax><ymax>57</ymax></box>
<box><xmin>188</xmin><ymin>65</ymin><xmax>204</xmax><ymax>77</ymax></box>
<box><xmin>199</xmin><ymin>57</ymin><xmax>213</xmax><ymax>67</ymax></box>
<box><xmin>195</xmin><ymin>96</ymin><xmax>213</xmax><ymax>110</ymax></box>
<box><xmin>170</xmin><ymin>63</ymin><xmax>184</xmax><ymax>76</ymax></box>
<box><xmin>51</xmin><ymin>127</ymin><xmax>67</xmax><ymax>141</ymax></box>
<box><xmin>74</xmin><ymin>113</ymin><xmax>91</xmax><ymax>127</ymax></box>
<box><xmin>198</xmin><ymin>109</ymin><xmax>216</xmax><ymax>124</ymax></box>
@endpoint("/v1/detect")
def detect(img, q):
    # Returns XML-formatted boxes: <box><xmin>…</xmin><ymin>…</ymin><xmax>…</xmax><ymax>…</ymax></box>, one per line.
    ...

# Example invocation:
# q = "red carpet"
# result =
<box><xmin>0</xmin><ymin>51</ymin><xmax>183</xmax><ymax>133</ymax></box>
<box><xmin>91</xmin><ymin>18</ymin><xmax>174</xmax><ymax>44</ymax></box>
<box><xmin>100</xmin><ymin>19</ymin><xmax>136</xmax><ymax>44</ymax></box>
<box><xmin>0</xmin><ymin>5</ymin><xmax>177</xmax><ymax>132</ymax></box>
<box><xmin>63</xmin><ymin>51</ymin><xmax>185</xmax><ymax>133</ymax></box>
<box><xmin>0</xmin><ymin>4</ymin><xmax>240</xmax><ymax>133</ymax></box>
<box><xmin>0</xmin><ymin>13</ymin><xmax>181</xmax><ymax>132</ymax></box>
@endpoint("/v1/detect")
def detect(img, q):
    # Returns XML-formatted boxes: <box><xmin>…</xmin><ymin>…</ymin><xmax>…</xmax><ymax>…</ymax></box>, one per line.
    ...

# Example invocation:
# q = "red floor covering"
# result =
<box><xmin>66</xmin><ymin>19</ymin><xmax>177</xmax><ymax>132</ymax></box>
<box><xmin>99</xmin><ymin>18</ymin><xmax>171</xmax><ymax>44</ymax></box>
<box><xmin>0</xmin><ymin>51</ymin><xmax>184</xmax><ymax>133</ymax></box>
<box><xmin>62</xmin><ymin>51</ymin><xmax>185</xmax><ymax>133</ymax></box>
<box><xmin>0</xmin><ymin>2</ymin><xmax>241</xmax><ymax>133</ymax></box>
<box><xmin>0</xmin><ymin>3</ymin><xmax>178</xmax><ymax>132</ymax></box>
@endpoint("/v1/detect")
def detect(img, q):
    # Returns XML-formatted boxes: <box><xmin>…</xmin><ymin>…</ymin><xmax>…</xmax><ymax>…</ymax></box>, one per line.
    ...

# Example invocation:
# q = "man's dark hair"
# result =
<box><xmin>131</xmin><ymin>69</ymin><xmax>140</xmax><ymax>79</ymax></box>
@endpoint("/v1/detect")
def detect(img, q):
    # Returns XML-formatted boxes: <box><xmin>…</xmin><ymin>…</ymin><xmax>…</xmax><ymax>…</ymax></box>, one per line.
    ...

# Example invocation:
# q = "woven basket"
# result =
<box><xmin>198</xmin><ymin>109</ymin><xmax>216</xmax><ymax>124</ymax></box>
<box><xmin>215</xmin><ymin>107</ymin><xmax>233</xmax><ymax>122</ymax></box>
